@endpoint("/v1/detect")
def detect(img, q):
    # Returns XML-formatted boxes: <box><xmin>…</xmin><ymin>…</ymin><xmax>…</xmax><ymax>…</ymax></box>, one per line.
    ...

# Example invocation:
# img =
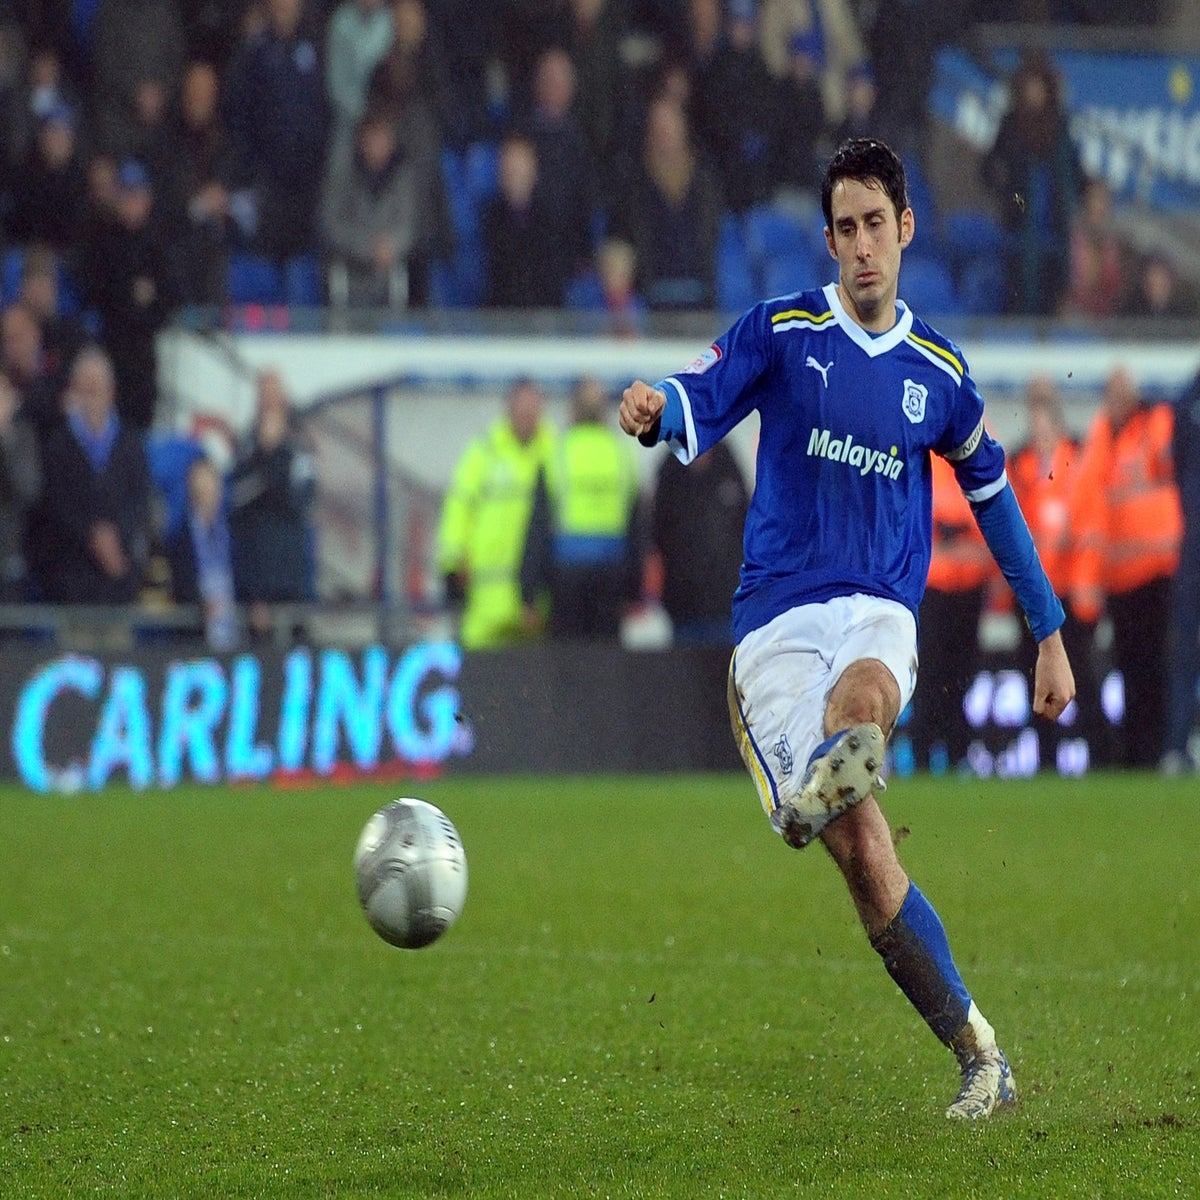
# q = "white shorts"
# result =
<box><xmin>727</xmin><ymin>594</ymin><xmax>918</xmax><ymax>826</ymax></box>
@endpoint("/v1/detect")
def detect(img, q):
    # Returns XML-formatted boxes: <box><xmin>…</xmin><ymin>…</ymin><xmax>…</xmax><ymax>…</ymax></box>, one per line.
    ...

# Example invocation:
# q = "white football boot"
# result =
<box><xmin>775</xmin><ymin>722</ymin><xmax>887</xmax><ymax>850</ymax></box>
<box><xmin>946</xmin><ymin>1048</ymin><xmax>1018</xmax><ymax>1119</ymax></box>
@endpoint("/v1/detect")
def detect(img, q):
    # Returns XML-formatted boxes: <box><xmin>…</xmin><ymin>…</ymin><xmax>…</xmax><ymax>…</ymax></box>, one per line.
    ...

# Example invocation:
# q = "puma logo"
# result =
<box><xmin>806</xmin><ymin>356</ymin><xmax>834</xmax><ymax>386</ymax></box>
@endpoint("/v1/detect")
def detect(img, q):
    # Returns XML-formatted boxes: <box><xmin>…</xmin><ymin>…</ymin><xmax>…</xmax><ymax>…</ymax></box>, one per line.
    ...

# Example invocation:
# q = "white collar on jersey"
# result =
<box><xmin>824</xmin><ymin>282</ymin><xmax>914</xmax><ymax>357</ymax></box>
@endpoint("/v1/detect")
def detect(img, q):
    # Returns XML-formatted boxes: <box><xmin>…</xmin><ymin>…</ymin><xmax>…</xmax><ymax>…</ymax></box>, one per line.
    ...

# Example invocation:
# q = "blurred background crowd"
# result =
<box><xmin>0</xmin><ymin>0</ymin><xmax>1197</xmax><ymax>775</ymax></box>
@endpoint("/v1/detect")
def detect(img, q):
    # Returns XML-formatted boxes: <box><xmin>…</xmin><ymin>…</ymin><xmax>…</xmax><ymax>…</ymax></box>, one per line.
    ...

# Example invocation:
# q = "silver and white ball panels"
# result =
<box><xmin>354</xmin><ymin>798</ymin><xmax>468</xmax><ymax>949</ymax></box>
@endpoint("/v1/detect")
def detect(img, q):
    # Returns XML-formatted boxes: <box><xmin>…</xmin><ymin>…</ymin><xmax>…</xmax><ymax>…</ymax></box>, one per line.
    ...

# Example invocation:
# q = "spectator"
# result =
<box><xmin>320</xmin><ymin>100</ymin><xmax>448</xmax><ymax>308</ymax></box>
<box><xmin>1123</xmin><ymin>252</ymin><xmax>1198</xmax><ymax>321</ymax></box>
<box><xmin>1066</xmin><ymin>177</ymin><xmax>1127</xmax><ymax>319</ymax></box>
<box><xmin>436</xmin><ymin>376</ymin><xmax>557</xmax><ymax>648</ymax></box>
<box><xmin>166</xmin><ymin>454</ymin><xmax>238</xmax><ymax>650</ymax></box>
<box><xmin>758</xmin><ymin>0</ymin><xmax>867</xmax><ymax>128</ymax></box>
<box><xmin>1072</xmin><ymin>367</ymin><xmax>1182</xmax><ymax>767</ymax></box>
<box><xmin>860</xmin><ymin>0</ymin><xmax>958</xmax><ymax>159</ymax></box>
<box><xmin>981</xmin><ymin>51</ymin><xmax>1084</xmax><ymax>316</ymax></box>
<box><xmin>4</xmin><ymin>42</ymin><xmax>82</xmax><ymax>188</ymax></box>
<box><xmin>153</xmin><ymin>60</ymin><xmax>237</xmax><ymax>307</ymax></box>
<box><xmin>1008</xmin><ymin>375</ymin><xmax>1111</xmax><ymax>766</ymax></box>
<box><xmin>0</xmin><ymin>17</ymin><xmax>28</xmax><ymax>193</ymax></box>
<box><xmin>223</xmin><ymin>0</ymin><xmax>330</xmax><ymax>264</ymax></box>
<box><xmin>80</xmin><ymin>159</ymin><xmax>175</xmax><ymax>431</ymax></box>
<box><xmin>17</xmin><ymin>245</ymin><xmax>87</xmax><ymax>398</ymax></box>
<box><xmin>611</xmin><ymin>92</ymin><xmax>723</xmax><ymax>311</ymax></box>
<box><xmin>567</xmin><ymin>236</ymin><xmax>648</xmax><ymax>337</ymax></box>
<box><xmin>772</xmin><ymin>30</ymin><xmax>829</xmax><ymax>199</ymax></box>
<box><xmin>562</xmin><ymin>0</ymin><xmax>626</xmax><ymax>204</ymax></box>
<box><xmin>481</xmin><ymin>131</ymin><xmax>571</xmax><ymax>308</ymax></box>
<box><xmin>520</xmin><ymin>45</ymin><xmax>595</xmax><ymax>283</ymax></box>
<box><xmin>651</xmin><ymin>439</ymin><xmax>749</xmax><ymax>644</ymax></box>
<box><xmin>909</xmin><ymin>453</ymin><xmax>996</xmax><ymax>773</ymax></box>
<box><xmin>228</xmin><ymin>369</ymin><xmax>317</xmax><ymax>642</ymax></box>
<box><xmin>364</xmin><ymin>0</ymin><xmax>454</xmax><ymax>144</ymax></box>
<box><xmin>0</xmin><ymin>300</ymin><xmax>60</xmax><ymax>436</ymax></box>
<box><xmin>89</xmin><ymin>0</ymin><xmax>185</xmax><ymax>161</ymax></box>
<box><xmin>5</xmin><ymin>101</ymin><xmax>88</xmax><ymax>253</ymax></box>
<box><xmin>324</xmin><ymin>0</ymin><xmax>393</xmax><ymax>146</ymax></box>
<box><xmin>520</xmin><ymin>375</ymin><xmax>640</xmax><ymax>640</ymax></box>
<box><xmin>692</xmin><ymin>0</ymin><xmax>784</xmax><ymax>214</ymax></box>
<box><xmin>433</xmin><ymin>0</ymin><xmax>501</xmax><ymax>146</ymax></box>
<box><xmin>1161</xmin><ymin>368</ymin><xmax>1200</xmax><ymax>773</ymax></box>
<box><xmin>832</xmin><ymin>62</ymin><xmax>877</xmax><ymax>147</ymax></box>
<box><xmin>27</xmin><ymin>344</ymin><xmax>151</xmax><ymax>604</ymax></box>
<box><xmin>0</xmin><ymin>366</ymin><xmax>42</xmax><ymax>602</ymax></box>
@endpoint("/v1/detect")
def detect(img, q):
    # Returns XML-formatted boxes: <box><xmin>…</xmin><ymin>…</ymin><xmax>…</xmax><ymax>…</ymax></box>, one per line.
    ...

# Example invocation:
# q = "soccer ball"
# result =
<box><xmin>353</xmin><ymin>798</ymin><xmax>468</xmax><ymax>949</ymax></box>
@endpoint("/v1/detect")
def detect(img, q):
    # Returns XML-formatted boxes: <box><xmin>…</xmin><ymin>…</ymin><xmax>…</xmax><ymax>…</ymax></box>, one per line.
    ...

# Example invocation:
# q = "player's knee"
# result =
<box><xmin>826</xmin><ymin>659</ymin><xmax>901</xmax><ymax>734</ymax></box>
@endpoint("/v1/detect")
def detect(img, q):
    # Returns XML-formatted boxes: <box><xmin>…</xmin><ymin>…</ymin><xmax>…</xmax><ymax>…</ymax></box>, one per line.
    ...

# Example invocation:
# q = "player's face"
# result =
<box><xmin>825</xmin><ymin>177</ymin><xmax>913</xmax><ymax>332</ymax></box>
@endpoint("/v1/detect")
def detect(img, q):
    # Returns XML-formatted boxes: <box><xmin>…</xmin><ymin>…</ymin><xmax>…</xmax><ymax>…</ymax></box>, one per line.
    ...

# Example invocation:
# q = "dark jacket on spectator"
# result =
<box><xmin>228</xmin><ymin>431</ymin><xmax>316</xmax><ymax>604</ymax></box>
<box><xmin>30</xmin><ymin>417</ymin><xmax>150</xmax><ymax>603</ymax></box>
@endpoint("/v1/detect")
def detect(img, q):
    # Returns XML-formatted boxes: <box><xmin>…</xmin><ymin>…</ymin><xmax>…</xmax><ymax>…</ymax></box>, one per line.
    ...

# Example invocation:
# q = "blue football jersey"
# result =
<box><xmin>656</xmin><ymin>283</ymin><xmax>1009</xmax><ymax>642</ymax></box>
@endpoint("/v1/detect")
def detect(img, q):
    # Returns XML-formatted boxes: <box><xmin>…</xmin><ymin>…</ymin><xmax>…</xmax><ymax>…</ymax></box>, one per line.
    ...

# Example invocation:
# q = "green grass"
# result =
<box><xmin>1</xmin><ymin>771</ymin><xmax>1198</xmax><ymax>1198</ymax></box>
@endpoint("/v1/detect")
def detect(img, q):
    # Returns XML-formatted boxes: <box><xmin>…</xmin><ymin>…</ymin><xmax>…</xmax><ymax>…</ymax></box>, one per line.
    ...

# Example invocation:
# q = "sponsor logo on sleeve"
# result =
<box><xmin>679</xmin><ymin>344</ymin><xmax>722</xmax><ymax>375</ymax></box>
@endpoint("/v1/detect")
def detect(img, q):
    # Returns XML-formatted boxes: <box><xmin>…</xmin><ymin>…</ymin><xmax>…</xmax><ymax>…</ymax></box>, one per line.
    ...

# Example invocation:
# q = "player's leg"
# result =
<box><xmin>820</xmin><ymin>793</ymin><xmax>1016</xmax><ymax>1117</ymax></box>
<box><xmin>816</xmin><ymin>620</ymin><xmax>1016</xmax><ymax>1119</ymax></box>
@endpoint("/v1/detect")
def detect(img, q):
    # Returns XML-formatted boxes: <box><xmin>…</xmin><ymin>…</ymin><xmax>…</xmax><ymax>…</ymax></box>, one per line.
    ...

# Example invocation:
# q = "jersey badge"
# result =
<box><xmin>680</xmin><ymin>344</ymin><xmax>722</xmax><ymax>375</ymax></box>
<box><xmin>901</xmin><ymin>379</ymin><xmax>928</xmax><ymax>424</ymax></box>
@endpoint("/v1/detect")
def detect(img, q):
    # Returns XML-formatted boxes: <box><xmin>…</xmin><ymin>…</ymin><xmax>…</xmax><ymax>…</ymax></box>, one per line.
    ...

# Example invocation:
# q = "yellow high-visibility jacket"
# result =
<box><xmin>437</xmin><ymin>417</ymin><xmax>557</xmax><ymax>648</ymax></box>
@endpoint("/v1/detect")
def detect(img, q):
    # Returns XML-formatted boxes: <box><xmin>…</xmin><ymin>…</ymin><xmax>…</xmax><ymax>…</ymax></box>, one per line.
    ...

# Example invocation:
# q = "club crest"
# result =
<box><xmin>772</xmin><ymin>733</ymin><xmax>794</xmax><ymax>776</ymax></box>
<box><xmin>901</xmin><ymin>379</ymin><xmax>927</xmax><ymax>424</ymax></box>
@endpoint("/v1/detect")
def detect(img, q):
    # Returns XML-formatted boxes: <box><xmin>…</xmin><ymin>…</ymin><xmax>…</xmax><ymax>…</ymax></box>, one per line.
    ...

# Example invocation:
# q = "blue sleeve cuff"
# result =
<box><xmin>636</xmin><ymin>382</ymin><xmax>687</xmax><ymax>450</ymax></box>
<box><xmin>971</xmin><ymin>480</ymin><xmax>1065</xmax><ymax>642</ymax></box>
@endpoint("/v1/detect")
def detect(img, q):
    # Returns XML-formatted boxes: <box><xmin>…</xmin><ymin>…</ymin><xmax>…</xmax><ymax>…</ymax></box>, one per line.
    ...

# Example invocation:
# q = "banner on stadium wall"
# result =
<box><xmin>930</xmin><ymin>46</ymin><xmax>1200</xmax><ymax>209</ymax></box>
<box><xmin>0</xmin><ymin>641</ymin><xmax>1120</xmax><ymax>793</ymax></box>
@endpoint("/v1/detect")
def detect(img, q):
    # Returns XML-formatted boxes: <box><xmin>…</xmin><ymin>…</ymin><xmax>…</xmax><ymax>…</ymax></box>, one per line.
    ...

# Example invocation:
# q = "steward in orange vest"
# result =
<box><xmin>1070</xmin><ymin>367</ymin><xmax>1181</xmax><ymax>766</ymax></box>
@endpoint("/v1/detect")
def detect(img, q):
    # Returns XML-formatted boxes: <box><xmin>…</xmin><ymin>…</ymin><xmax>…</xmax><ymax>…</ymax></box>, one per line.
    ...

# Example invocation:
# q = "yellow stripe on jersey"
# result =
<box><xmin>771</xmin><ymin>307</ymin><xmax>835</xmax><ymax>333</ymax></box>
<box><xmin>906</xmin><ymin>331</ymin><xmax>964</xmax><ymax>379</ymax></box>
<box><xmin>727</xmin><ymin>653</ymin><xmax>780</xmax><ymax>818</ymax></box>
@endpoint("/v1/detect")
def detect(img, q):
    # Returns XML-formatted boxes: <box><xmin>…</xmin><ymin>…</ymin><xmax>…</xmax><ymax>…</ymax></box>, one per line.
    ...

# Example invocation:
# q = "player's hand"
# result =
<box><xmin>1032</xmin><ymin>628</ymin><xmax>1075</xmax><ymax>722</ymax></box>
<box><xmin>619</xmin><ymin>380</ymin><xmax>666</xmax><ymax>438</ymax></box>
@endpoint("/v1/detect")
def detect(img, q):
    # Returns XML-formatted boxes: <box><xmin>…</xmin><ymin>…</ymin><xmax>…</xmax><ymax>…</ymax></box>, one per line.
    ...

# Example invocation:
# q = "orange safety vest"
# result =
<box><xmin>1071</xmin><ymin>403</ymin><xmax>1181</xmax><ymax>619</ymax></box>
<box><xmin>1008</xmin><ymin>435</ymin><xmax>1081</xmax><ymax>598</ymax></box>
<box><xmin>926</xmin><ymin>453</ymin><xmax>995</xmax><ymax>593</ymax></box>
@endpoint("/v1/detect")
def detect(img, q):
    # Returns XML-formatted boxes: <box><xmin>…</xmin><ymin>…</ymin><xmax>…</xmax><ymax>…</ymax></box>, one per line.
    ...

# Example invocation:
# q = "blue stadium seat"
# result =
<box><xmin>463</xmin><ymin>140</ymin><xmax>499</xmax><ymax>205</ymax></box>
<box><xmin>565</xmin><ymin>272</ymin><xmax>605</xmax><ymax>310</ymax></box>
<box><xmin>1</xmin><ymin>247</ymin><xmax>23</xmax><ymax>302</ymax></box>
<box><xmin>903</xmin><ymin>155</ymin><xmax>939</xmax><ymax>246</ymax></box>
<box><xmin>742</xmin><ymin>202</ymin><xmax>809</xmax><ymax>264</ymax></box>
<box><xmin>284</xmin><ymin>254</ymin><xmax>323</xmax><ymax>306</ymax></box>
<box><xmin>942</xmin><ymin>208</ymin><xmax>1006</xmax><ymax>270</ymax></box>
<box><xmin>957</xmin><ymin>255</ymin><xmax>1006</xmax><ymax>317</ymax></box>
<box><xmin>227</xmin><ymin>253</ymin><xmax>285</xmax><ymax>305</ymax></box>
<box><xmin>762</xmin><ymin>251</ymin><xmax>817</xmax><ymax>301</ymax></box>
<box><xmin>899</xmin><ymin>252</ymin><xmax>957</xmax><ymax>316</ymax></box>
<box><xmin>716</xmin><ymin>212</ymin><xmax>758</xmax><ymax>313</ymax></box>
<box><xmin>145</xmin><ymin>432</ymin><xmax>204</xmax><ymax>541</ymax></box>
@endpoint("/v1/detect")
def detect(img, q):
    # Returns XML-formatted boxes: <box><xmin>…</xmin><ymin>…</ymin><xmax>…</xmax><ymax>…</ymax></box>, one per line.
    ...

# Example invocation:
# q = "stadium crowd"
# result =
<box><xmin>0</xmin><ymin>0</ymin><xmax>1196</xmax><ymax>772</ymax></box>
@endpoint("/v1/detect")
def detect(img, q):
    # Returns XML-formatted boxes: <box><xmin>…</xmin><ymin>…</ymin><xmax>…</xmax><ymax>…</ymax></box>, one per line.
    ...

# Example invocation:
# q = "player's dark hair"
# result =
<box><xmin>820</xmin><ymin>138</ymin><xmax>908</xmax><ymax>230</ymax></box>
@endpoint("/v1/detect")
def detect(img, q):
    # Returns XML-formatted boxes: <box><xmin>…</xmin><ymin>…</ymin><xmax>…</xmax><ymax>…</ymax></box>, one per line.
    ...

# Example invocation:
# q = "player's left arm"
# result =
<box><xmin>942</xmin><ymin>418</ymin><xmax>1076</xmax><ymax>722</ymax></box>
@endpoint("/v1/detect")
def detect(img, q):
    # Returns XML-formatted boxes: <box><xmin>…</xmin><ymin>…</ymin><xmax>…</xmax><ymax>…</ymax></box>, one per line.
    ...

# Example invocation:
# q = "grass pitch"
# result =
<box><xmin>1</xmin><ymin>771</ymin><xmax>1197</xmax><ymax>1198</ymax></box>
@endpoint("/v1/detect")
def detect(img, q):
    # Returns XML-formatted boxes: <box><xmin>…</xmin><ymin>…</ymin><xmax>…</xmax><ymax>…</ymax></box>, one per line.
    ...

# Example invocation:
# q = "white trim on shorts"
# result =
<box><xmin>727</xmin><ymin>594</ymin><xmax>918</xmax><ymax>826</ymax></box>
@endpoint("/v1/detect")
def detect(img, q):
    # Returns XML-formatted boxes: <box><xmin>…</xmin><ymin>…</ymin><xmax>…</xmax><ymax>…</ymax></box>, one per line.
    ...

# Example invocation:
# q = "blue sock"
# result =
<box><xmin>870</xmin><ymin>881</ymin><xmax>972</xmax><ymax>1047</ymax></box>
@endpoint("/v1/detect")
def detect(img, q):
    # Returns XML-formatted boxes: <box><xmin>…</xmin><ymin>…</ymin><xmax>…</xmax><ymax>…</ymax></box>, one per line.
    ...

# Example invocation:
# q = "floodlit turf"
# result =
<box><xmin>1</xmin><ymin>771</ymin><xmax>1198</xmax><ymax>1198</ymax></box>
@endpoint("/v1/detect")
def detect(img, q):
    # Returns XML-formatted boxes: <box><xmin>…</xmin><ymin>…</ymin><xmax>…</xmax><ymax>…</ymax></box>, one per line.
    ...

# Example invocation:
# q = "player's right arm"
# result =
<box><xmin>621</xmin><ymin>302</ymin><xmax>778</xmax><ymax>464</ymax></box>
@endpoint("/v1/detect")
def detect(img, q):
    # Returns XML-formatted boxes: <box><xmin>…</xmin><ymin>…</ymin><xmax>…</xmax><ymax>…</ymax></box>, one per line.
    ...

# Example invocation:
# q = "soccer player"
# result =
<box><xmin>619</xmin><ymin>138</ymin><xmax>1075</xmax><ymax>1119</ymax></box>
